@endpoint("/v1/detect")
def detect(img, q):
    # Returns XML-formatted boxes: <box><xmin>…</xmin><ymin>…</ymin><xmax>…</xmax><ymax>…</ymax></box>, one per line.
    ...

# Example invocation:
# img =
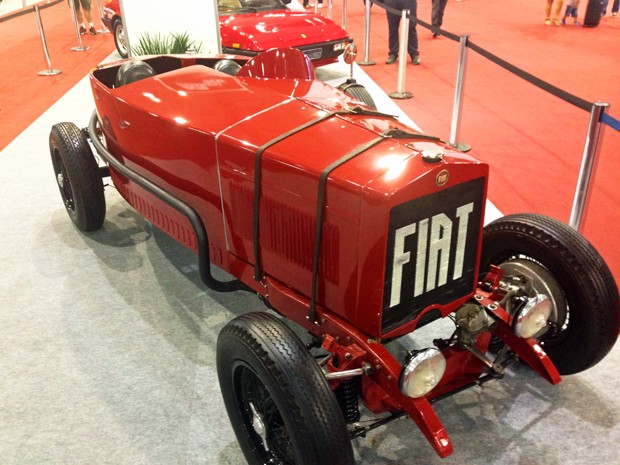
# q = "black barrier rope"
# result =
<box><xmin>465</xmin><ymin>41</ymin><xmax>593</xmax><ymax>112</ymax></box>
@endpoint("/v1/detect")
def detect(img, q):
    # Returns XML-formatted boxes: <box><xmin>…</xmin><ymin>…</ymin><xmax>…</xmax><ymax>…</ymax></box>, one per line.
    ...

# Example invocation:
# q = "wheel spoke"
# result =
<box><xmin>238</xmin><ymin>367</ymin><xmax>295</xmax><ymax>465</ymax></box>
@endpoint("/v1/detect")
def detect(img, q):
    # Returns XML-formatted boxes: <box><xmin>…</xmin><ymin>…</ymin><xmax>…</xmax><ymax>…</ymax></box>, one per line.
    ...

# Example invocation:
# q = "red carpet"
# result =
<box><xmin>1</xmin><ymin>0</ymin><xmax>618</xmax><ymax>282</ymax></box>
<box><xmin>0</xmin><ymin>1</ymin><xmax>114</xmax><ymax>150</ymax></box>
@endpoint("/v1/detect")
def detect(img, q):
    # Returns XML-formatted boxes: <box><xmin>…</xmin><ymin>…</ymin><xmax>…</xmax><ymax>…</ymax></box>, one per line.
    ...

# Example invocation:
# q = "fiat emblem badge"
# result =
<box><xmin>436</xmin><ymin>169</ymin><xmax>449</xmax><ymax>186</ymax></box>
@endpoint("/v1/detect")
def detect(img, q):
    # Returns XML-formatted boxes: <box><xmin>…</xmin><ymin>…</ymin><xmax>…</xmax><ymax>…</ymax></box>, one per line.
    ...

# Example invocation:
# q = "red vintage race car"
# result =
<box><xmin>102</xmin><ymin>0</ymin><xmax>351</xmax><ymax>67</ymax></box>
<box><xmin>49</xmin><ymin>48</ymin><xmax>619</xmax><ymax>464</ymax></box>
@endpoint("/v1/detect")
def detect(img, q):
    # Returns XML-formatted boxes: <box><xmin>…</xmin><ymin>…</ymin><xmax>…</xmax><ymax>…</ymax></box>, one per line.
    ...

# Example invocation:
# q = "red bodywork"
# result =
<box><xmin>89</xmin><ymin>50</ymin><xmax>560</xmax><ymax>458</ymax></box>
<box><xmin>102</xmin><ymin>0</ymin><xmax>351</xmax><ymax>67</ymax></box>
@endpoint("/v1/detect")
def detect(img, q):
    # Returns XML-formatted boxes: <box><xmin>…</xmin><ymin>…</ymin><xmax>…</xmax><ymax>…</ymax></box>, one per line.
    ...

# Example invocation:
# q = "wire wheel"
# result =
<box><xmin>481</xmin><ymin>213</ymin><xmax>619</xmax><ymax>374</ymax></box>
<box><xmin>49</xmin><ymin>122</ymin><xmax>106</xmax><ymax>231</ymax></box>
<box><xmin>234</xmin><ymin>363</ymin><xmax>294</xmax><ymax>464</ymax></box>
<box><xmin>217</xmin><ymin>312</ymin><xmax>354</xmax><ymax>465</ymax></box>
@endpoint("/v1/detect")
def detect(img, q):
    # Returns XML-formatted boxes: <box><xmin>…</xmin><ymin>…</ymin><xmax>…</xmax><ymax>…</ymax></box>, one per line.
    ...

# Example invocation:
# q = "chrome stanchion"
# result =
<box><xmin>569</xmin><ymin>102</ymin><xmax>609</xmax><ymax>231</ymax></box>
<box><xmin>34</xmin><ymin>4</ymin><xmax>62</xmax><ymax>76</ymax></box>
<box><xmin>328</xmin><ymin>0</ymin><xmax>332</xmax><ymax>18</ymax></box>
<box><xmin>358</xmin><ymin>0</ymin><xmax>376</xmax><ymax>66</ymax></box>
<box><xmin>68</xmin><ymin>0</ymin><xmax>89</xmax><ymax>51</ymax></box>
<box><xmin>95</xmin><ymin>0</ymin><xmax>109</xmax><ymax>33</ymax></box>
<box><xmin>389</xmin><ymin>9</ymin><xmax>412</xmax><ymax>99</ymax></box>
<box><xmin>342</xmin><ymin>0</ymin><xmax>347</xmax><ymax>29</ymax></box>
<box><xmin>449</xmin><ymin>35</ymin><xmax>471</xmax><ymax>151</ymax></box>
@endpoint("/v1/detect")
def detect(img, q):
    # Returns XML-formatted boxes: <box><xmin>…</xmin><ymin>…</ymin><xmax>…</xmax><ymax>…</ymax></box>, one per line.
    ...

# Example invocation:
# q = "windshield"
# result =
<box><xmin>218</xmin><ymin>0</ymin><xmax>288</xmax><ymax>13</ymax></box>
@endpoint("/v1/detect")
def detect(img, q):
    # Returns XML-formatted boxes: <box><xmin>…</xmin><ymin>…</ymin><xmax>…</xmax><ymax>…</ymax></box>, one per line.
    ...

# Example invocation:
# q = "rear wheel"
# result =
<box><xmin>217</xmin><ymin>312</ymin><xmax>354</xmax><ymax>465</ymax></box>
<box><xmin>481</xmin><ymin>213</ymin><xmax>619</xmax><ymax>374</ymax></box>
<box><xmin>49</xmin><ymin>122</ymin><xmax>106</xmax><ymax>231</ymax></box>
<box><xmin>113</xmin><ymin>19</ymin><xmax>128</xmax><ymax>58</ymax></box>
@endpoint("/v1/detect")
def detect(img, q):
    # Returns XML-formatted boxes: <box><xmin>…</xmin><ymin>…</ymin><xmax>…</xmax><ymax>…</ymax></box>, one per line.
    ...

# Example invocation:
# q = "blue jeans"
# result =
<box><xmin>385</xmin><ymin>0</ymin><xmax>419</xmax><ymax>57</ymax></box>
<box><xmin>602</xmin><ymin>0</ymin><xmax>620</xmax><ymax>13</ymax></box>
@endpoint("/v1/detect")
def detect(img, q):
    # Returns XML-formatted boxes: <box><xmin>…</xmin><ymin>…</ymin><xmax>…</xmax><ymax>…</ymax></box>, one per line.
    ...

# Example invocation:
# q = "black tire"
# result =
<box><xmin>339</xmin><ymin>82</ymin><xmax>377</xmax><ymax>110</ymax></box>
<box><xmin>113</xmin><ymin>19</ymin><xmax>128</xmax><ymax>58</ymax></box>
<box><xmin>49</xmin><ymin>122</ymin><xmax>106</xmax><ymax>232</ymax></box>
<box><xmin>217</xmin><ymin>312</ymin><xmax>354</xmax><ymax>465</ymax></box>
<box><xmin>481</xmin><ymin>213</ymin><xmax>619</xmax><ymax>375</ymax></box>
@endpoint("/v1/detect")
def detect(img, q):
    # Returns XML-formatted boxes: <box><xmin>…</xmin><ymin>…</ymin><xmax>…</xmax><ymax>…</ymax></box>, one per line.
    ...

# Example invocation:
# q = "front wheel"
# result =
<box><xmin>481</xmin><ymin>213</ymin><xmax>619</xmax><ymax>375</ymax></box>
<box><xmin>217</xmin><ymin>312</ymin><xmax>354</xmax><ymax>465</ymax></box>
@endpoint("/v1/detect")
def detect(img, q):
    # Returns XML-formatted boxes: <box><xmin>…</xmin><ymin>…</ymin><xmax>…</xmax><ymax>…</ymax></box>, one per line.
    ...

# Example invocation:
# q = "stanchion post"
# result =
<box><xmin>68</xmin><ymin>0</ymin><xmax>90</xmax><ymax>51</ymax></box>
<box><xmin>328</xmin><ymin>0</ymin><xmax>333</xmax><ymax>19</ymax></box>
<box><xmin>389</xmin><ymin>9</ymin><xmax>413</xmax><ymax>99</ymax></box>
<box><xmin>34</xmin><ymin>4</ymin><xmax>62</xmax><ymax>76</ymax></box>
<box><xmin>449</xmin><ymin>35</ymin><xmax>471</xmax><ymax>151</ymax></box>
<box><xmin>95</xmin><ymin>0</ymin><xmax>109</xmax><ymax>33</ymax></box>
<box><xmin>342</xmin><ymin>0</ymin><xmax>347</xmax><ymax>30</ymax></box>
<box><xmin>568</xmin><ymin>102</ymin><xmax>609</xmax><ymax>232</ymax></box>
<box><xmin>358</xmin><ymin>0</ymin><xmax>376</xmax><ymax>66</ymax></box>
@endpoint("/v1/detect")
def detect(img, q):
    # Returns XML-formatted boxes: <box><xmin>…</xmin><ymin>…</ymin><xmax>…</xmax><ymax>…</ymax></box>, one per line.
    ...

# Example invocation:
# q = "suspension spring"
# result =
<box><xmin>335</xmin><ymin>378</ymin><xmax>361</xmax><ymax>423</ymax></box>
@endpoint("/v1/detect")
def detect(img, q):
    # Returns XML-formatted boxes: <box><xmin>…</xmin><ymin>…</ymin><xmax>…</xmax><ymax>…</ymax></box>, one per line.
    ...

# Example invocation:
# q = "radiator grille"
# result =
<box><xmin>382</xmin><ymin>178</ymin><xmax>485</xmax><ymax>333</ymax></box>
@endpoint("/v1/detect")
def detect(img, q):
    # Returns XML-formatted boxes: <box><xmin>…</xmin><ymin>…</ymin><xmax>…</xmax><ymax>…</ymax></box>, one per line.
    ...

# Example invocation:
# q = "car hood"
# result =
<box><xmin>220</xmin><ymin>11</ymin><xmax>349</xmax><ymax>49</ymax></box>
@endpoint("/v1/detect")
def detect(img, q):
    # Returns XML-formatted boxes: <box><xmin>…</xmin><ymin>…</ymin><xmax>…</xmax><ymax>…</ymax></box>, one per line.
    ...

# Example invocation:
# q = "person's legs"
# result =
<box><xmin>80</xmin><ymin>0</ymin><xmax>93</xmax><ymax>22</ymax></box>
<box><xmin>612</xmin><ymin>0</ymin><xmax>619</xmax><ymax>13</ymax></box>
<box><xmin>406</xmin><ymin>0</ymin><xmax>419</xmax><ymax>56</ymax></box>
<box><xmin>602</xmin><ymin>0</ymin><xmax>609</xmax><ymax>14</ymax></box>
<box><xmin>385</xmin><ymin>0</ymin><xmax>401</xmax><ymax>58</ymax></box>
<box><xmin>553</xmin><ymin>0</ymin><xmax>564</xmax><ymax>23</ymax></box>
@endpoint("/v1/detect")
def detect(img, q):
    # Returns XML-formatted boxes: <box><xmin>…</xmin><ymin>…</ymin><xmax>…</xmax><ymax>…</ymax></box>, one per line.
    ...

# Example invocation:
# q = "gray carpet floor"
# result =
<box><xmin>0</xmin><ymin>63</ymin><xmax>618</xmax><ymax>465</ymax></box>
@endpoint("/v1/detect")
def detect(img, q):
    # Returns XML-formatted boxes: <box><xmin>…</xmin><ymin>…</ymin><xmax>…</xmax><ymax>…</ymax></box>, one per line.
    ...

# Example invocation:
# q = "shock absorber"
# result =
<box><xmin>335</xmin><ymin>378</ymin><xmax>361</xmax><ymax>423</ymax></box>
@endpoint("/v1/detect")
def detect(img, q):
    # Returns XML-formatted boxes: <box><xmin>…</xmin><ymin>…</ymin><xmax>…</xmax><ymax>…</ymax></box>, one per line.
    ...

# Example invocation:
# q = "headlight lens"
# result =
<box><xmin>334</xmin><ymin>41</ymin><xmax>350</xmax><ymax>52</ymax></box>
<box><xmin>514</xmin><ymin>294</ymin><xmax>552</xmax><ymax>339</ymax></box>
<box><xmin>399</xmin><ymin>348</ymin><xmax>446</xmax><ymax>398</ymax></box>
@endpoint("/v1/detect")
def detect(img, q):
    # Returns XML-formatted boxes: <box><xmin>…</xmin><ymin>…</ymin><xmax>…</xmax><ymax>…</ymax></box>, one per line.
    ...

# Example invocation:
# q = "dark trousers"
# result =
<box><xmin>385</xmin><ymin>0</ymin><xmax>419</xmax><ymax>57</ymax></box>
<box><xmin>431</xmin><ymin>0</ymin><xmax>448</xmax><ymax>27</ymax></box>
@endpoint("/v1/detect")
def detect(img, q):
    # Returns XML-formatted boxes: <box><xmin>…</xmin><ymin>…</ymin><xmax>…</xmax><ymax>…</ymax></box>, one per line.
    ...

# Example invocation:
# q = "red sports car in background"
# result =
<box><xmin>102</xmin><ymin>0</ymin><xmax>351</xmax><ymax>67</ymax></box>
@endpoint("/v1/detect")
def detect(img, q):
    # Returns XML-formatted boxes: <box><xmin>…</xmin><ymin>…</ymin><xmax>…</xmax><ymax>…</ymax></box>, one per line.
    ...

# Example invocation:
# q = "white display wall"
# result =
<box><xmin>119</xmin><ymin>0</ymin><xmax>221</xmax><ymax>57</ymax></box>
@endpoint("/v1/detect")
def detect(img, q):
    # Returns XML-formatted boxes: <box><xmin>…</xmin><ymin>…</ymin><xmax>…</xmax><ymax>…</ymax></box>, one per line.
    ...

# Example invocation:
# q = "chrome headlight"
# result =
<box><xmin>514</xmin><ymin>294</ymin><xmax>552</xmax><ymax>339</ymax></box>
<box><xmin>399</xmin><ymin>348</ymin><xmax>446</xmax><ymax>398</ymax></box>
<box><xmin>334</xmin><ymin>41</ymin><xmax>351</xmax><ymax>52</ymax></box>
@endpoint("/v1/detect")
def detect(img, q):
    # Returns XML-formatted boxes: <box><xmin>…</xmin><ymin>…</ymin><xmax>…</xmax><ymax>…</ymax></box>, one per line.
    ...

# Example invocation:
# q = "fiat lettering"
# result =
<box><xmin>389</xmin><ymin>202</ymin><xmax>474</xmax><ymax>307</ymax></box>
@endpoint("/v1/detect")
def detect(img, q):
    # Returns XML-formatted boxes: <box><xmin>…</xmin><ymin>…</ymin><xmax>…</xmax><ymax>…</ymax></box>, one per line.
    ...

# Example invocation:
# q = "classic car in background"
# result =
<box><xmin>102</xmin><ymin>0</ymin><xmax>351</xmax><ymax>66</ymax></box>
<box><xmin>49</xmin><ymin>48</ymin><xmax>619</xmax><ymax>464</ymax></box>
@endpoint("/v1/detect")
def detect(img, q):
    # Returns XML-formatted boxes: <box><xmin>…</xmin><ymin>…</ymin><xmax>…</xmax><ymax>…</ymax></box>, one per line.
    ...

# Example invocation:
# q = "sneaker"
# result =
<box><xmin>613</xmin><ymin>12</ymin><xmax>618</xmax><ymax>16</ymax></box>
<box><xmin>385</xmin><ymin>55</ymin><xmax>397</xmax><ymax>64</ymax></box>
<box><xmin>432</xmin><ymin>32</ymin><xmax>440</xmax><ymax>38</ymax></box>
<box><xmin>318</xmin><ymin>2</ymin><xmax>324</xmax><ymax>7</ymax></box>
<box><xmin>79</xmin><ymin>25</ymin><xmax>86</xmax><ymax>34</ymax></box>
<box><xmin>89</xmin><ymin>26</ymin><xmax>97</xmax><ymax>35</ymax></box>
<box><xmin>545</xmin><ymin>18</ymin><xmax>551</xmax><ymax>25</ymax></box>
<box><xmin>410</xmin><ymin>53</ymin><xmax>421</xmax><ymax>65</ymax></box>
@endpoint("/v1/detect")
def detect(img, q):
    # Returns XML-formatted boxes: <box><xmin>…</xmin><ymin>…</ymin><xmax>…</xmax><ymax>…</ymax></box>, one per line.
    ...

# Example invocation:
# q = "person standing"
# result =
<box><xmin>431</xmin><ymin>0</ymin><xmax>448</xmax><ymax>38</ymax></box>
<box><xmin>385</xmin><ymin>0</ymin><xmax>420</xmax><ymax>65</ymax></box>
<box><xmin>545</xmin><ymin>0</ymin><xmax>564</xmax><ymax>25</ymax></box>
<box><xmin>602</xmin><ymin>0</ymin><xmax>620</xmax><ymax>15</ymax></box>
<box><xmin>562</xmin><ymin>0</ymin><xmax>580</xmax><ymax>24</ymax></box>
<box><xmin>69</xmin><ymin>0</ymin><xmax>97</xmax><ymax>35</ymax></box>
